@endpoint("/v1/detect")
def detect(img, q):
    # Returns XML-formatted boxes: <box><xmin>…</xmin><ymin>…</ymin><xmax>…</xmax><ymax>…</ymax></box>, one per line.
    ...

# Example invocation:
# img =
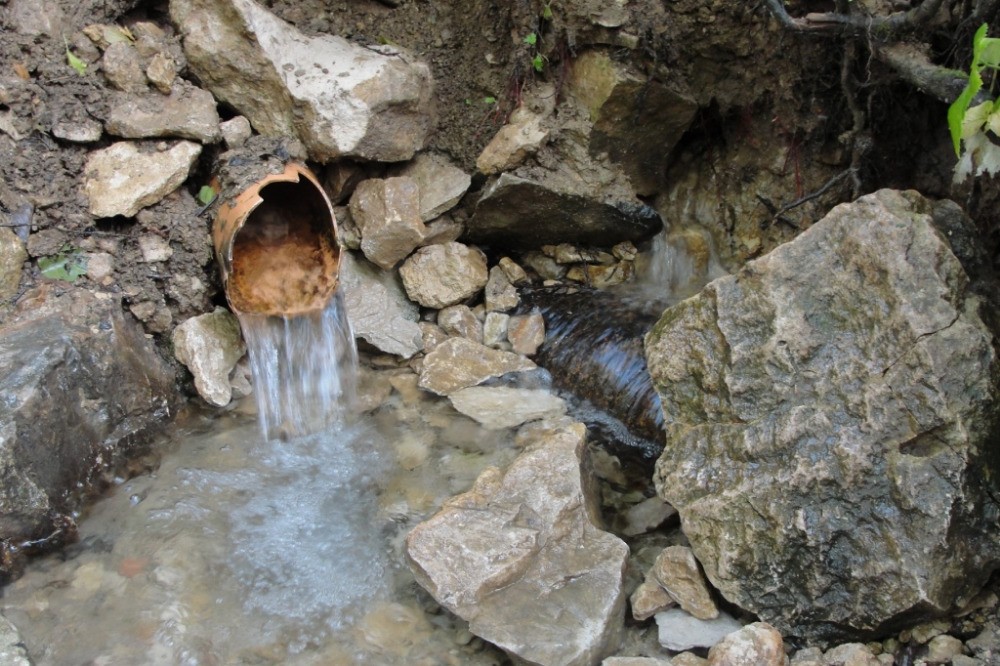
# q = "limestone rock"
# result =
<box><xmin>406</xmin><ymin>421</ymin><xmax>630</xmax><ymax>666</ymax></box>
<box><xmin>821</xmin><ymin>644</ymin><xmax>880</xmax><ymax>666</ymax></box>
<box><xmin>656</xmin><ymin>609</ymin><xmax>743</xmax><ymax>652</ymax></box>
<box><xmin>0</xmin><ymin>614</ymin><xmax>30</xmax><ymax>666</ymax></box>
<box><xmin>7</xmin><ymin>0</ymin><xmax>65</xmax><ymax>37</ymax></box>
<box><xmin>437</xmin><ymin>304</ymin><xmax>483</xmax><ymax>343</ymax></box>
<box><xmin>483</xmin><ymin>312</ymin><xmax>509</xmax><ymax>348</ymax></box>
<box><xmin>419</xmin><ymin>215</ymin><xmax>465</xmax><ymax>247</ymax></box>
<box><xmin>397</xmin><ymin>152</ymin><xmax>471</xmax><ymax>221</ymax></box>
<box><xmin>84</xmin><ymin>141</ymin><xmax>201</xmax><ymax>218</ymax></box>
<box><xmin>138</xmin><ymin>234</ymin><xmax>172</xmax><ymax>262</ymax></box>
<box><xmin>52</xmin><ymin>118</ymin><xmax>103</xmax><ymax>143</ymax></box>
<box><xmin>508</xmin><ymin>311</ymin><xmax>545</xmax><ymax>356</ymax></box>
<box><xmin>706</xmin><ymin>623</ymin><xmax>786</xmax><ymax>666</ymax></box>
<box><xmin>172</xmin><ymin>308</ymin><xmax>246</xmax><ymax>407</ymax></box>
<box><xmin>646</xmin><ymin>190</ymin><xmax>1000</xmax><ymax>641</ymax></box>
<box><xmin>499</xmin><ymin>256</ymin><xmax>530</xmax><ymax>285</ymax></box>
<box><xmin>652</xmin><ymin>546</ymin><xmax>718</xmax><ymax>621</ymax></box>
<box><xmin>448</xmin><ymin>386</ymin><xmax>566</xmax><ymax>430</ymax></box>
<box><xmin>146</xmin><ymin>52</ymin><xmax>177</xmax><ymax>93</ymax></box>
<box><xmin>0</xmin><ymin>229</ymin><xmax>26</xmax><ymax>301</ymax></box>
<box><xmin>631</xmin><ymin>578</ymin><xmax>674</xmax><ymax>622</ymax></box>
<box><xmin>84</xmin><ymin>252</ymin><xmax>114</xmax><ymax>284</ymax></box>
<box><xmin>485</xmin><ymin>265</ymin><xmax>519</xmax><ymax>312</ymax></box>
<box><xmin>418</xmin><ymin>321</ymin><xmax>449</xmax><ymax>353</ymax></box>
<box><xmin>418</xmin><ymin>337</ymin><xmax>535</xmax><ymax>395</ymax></box>
<box><xmin>476</xmin><ymin>83</ymin><xmax>555</xmax><ymax>175</ymax></box>
<box><xmin>603</xmin><ymin>659</ymin><xmax>673</xmax><ymax>666</ymax></box>
<box><xmin>339</xmin><ymin>251</ymin><xmax>423</xmax><ymax>359</ymax></box>
<box><xmin>400</xmin><ymin>242</ymin><xmax>488</xmax><ymax>309</ymax></box>
<box><xmin>567</xmin><ymin>261</ymin><xmax>635</xmax><ymax>288</ymax></box>
<box><xmin>350</xmin><ymin>177</ymin><xmax>427</xmax><ymax>270</ymax></box>
<box><xmin>101</xmin><ymin>41</ymin><xmax>147</xmax><ymax>92</ymax></box>
<box><xmin>220</xmin><ymin>116</ymin><xmax>252</xmax><ymax>149</ymax></box>
<box><xmin>170</xmin><ymin>0</ymin><xmax>434</xmax><ymax>162</ymax></box>
<box><xmin>620</xmin><ymin>496</ymin><xmax>677</xmax><ymax>537</ymax></box>
<box><xmin>105</xmin><ymin>84</ymin><xmax>221</xmax><ymax>143</ymax></box>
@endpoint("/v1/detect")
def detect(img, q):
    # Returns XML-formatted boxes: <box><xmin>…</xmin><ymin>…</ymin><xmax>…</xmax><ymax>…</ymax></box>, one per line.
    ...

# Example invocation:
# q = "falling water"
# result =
<box><xmin>237</xmin><ymin>290</ymin><xmax>358</xmax><ymax>440</ymax></box>
<box><xmin>629</xmin><ymin>225</ymin><xmax>727</xmax><ymax>308</ymax></box>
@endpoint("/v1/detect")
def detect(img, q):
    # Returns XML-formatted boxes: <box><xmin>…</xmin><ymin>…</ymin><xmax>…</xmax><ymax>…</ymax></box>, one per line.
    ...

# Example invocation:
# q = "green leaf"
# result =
<box><xmin>962</xmin><ymin>101</ymin><xmax>992</xmax><ymax>139</ymax></box>
<box><xmin>38</xmin><ymin>250</ymin><xmax>87</xmax><ymax>282</ymax></box>
<box><xmin>542</xmin><ymin>3</ymin><xmax>553</xmax><ymax>20</ymax></box>
<box><xmin>197</xmin><ymin>185</ymin><xmax>217</xmax><ymax>206</ymax></box>
<box><xmin>532</xmin><ymin>53</ymin><xmax>545</xmax><ymax>72</ymax></box>
<box><xmin>947</xmin><ymin>24</ymin><xmax>989</xmax><ymax>156</ymax></box>
<box><xmin>483</xmin><ymin>96</ymin><xmax>497</xmax><ymax>104</ymax></box>
<box><xmin>523</xmin><ymin>32</ymin><xmax>537</xmax><ymax>46</ymax></box>
<box><xmin>66</xmin><ymin>47</ymin><xmax>87</xmax><ymax>76</ymax></box>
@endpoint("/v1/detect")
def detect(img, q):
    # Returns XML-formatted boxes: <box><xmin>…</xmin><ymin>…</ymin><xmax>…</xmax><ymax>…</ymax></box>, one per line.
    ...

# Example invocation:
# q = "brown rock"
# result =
<box><xmin>653</xmin><ymin>546</ymin><xmax>718</xmax><ymax>621</ymax></box>
<box><xmin>400</xmin><ymin>242</ymin><xmax>488</xmax><ymax>309</ymax></box>
<box><xmin>437</xmin><ymin>304</ymin><xmax>483</xmax><ymax>343</ymax></box>
<box><xmin>418</xmin><ymin>337</ymin><xmax>535</xmax><ymax>395</ymax></box>
<box><xmin>630</xmin><ymin>578</ymin><xmax>675</xmax><ymax>622</ymax></box>
<box><xmin>485</xmin><ymin>265</ymin><xmax>519</xmax><ymax>312</ymax></box>
<box><xmin>507</xmin><ymin>312</ymin><xmax>545</xmax><ymax>356</ymax></box>
<box><xmin>350</xmin><ymin>177</ymin><xmax>427</xmax><ymax>270</ymax></box>
<box><xmin>707</xmin><ymin>623</ymin><xmax>786</xmax><ymax>666</ymax></box>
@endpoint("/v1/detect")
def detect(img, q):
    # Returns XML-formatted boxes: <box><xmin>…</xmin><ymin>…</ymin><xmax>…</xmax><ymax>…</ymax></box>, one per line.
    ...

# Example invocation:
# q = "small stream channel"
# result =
<box><xmin>0</xmin><ymin>231</ymin><xmax>717</xmax><ymax>665</ymax></box>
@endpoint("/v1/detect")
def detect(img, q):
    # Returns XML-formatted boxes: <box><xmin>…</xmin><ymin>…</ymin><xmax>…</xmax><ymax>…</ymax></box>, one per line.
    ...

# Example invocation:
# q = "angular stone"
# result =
<box><xmin>653</xmin><ymin>546</ymin><xmax>718</xmax><ymax>621</ymax></box>
<box><xmin>418</xmin><ymin>337</ymin><xmax>535</xmax><ymax>395</ymax></box>
<box><xmin>449</xmin><ymin>387</ymin><xmax>566</xmax><ymax>430</ymax></box>
<box><xmin>437</xmin><ymin>304</ymin><xmax>483</xmax><ymax>343</ymax></box>
<box><xmin>84</xmin><ymin>141</ymin><xmax>201</xmax><ymax>218</ymax></box>
<box><xmin>25</xmin><ymin>229</ymin><xmax>67</xmax><ymax>257</ymax></box>
<box><xmin>397</xmin><ymin>152</ymin><xmax>471</xmax><ymax>221</ymax></box>
<box><xmin>483</xmin><ymin>312</ymin><xmax>509</xmax><ymax>348</ymax></box>
<box><xmin>630</xmin><ymin>578</ymin><xmax>674</xmax><ymax>622</ymax></box>
<box><xmin>406</xmin><ymin>421</ymin><xmax>629</xmax><ymax>666</ymax></box>
<box><xmin>220</xmin><ymin>116</ymin><xmax>252</xmax><ymax>149</ymax></box>
<box><xmin>656</xmin><ymin>609</ymin><xmax>743</xmax><ymax>652</ymax></box>
<box><xmin>418</xmin><ymin>321</ymin><xmax>449</xmax><ymax>353</ymax></box>
<box><xmin>0</xmin><ymin>614</ymin><xmax>30</xmax><ymax>666</ymax></box>
<box><xmin>547</xmin><ymin>243</ymin><xmax>616</xmax><ymax>265</ymax></box>
<box><xmin>566</xmin><ymin>261</ymin><xmax>635</xmax><ymax>288</ymax></box>
<box><xmin>84</xmin><ymin>252</ymin><xmax>114</xmax><ymax>284</ymax></box>
<box><xmin>51</xmin><ymin>118</ymin><xmax>103</xmax><ymax>143</ymax></box>
<box><xmin>145</xmin><ymin>52</ymin><xmax>177</xmax><ymax>93</ymax></box>
<box><xmin>521</xmin><ymin>251</ymin><xmax>567</xmax><ymax>280</ymax></box>
<box><xmin>172</xmin><ymin>308</ymin><xmax>246</xmax><ymax>407</ymax></box>
<box><xmin>106</xmin><ymin>84</ymin><xmax>221</xmax><ymax>143</ymax></box>
<box><xmin>499</xmin><ymin>256</ymin><xmax>530</xmax><ymax>286</ymax></box>
<box><xmin>101</xmin><ymin>41</ymin><xmax>147</xmax><ymax>92</ymax></box>
<box><xmin>138</xmin><ymin>234</ymin><xmax>172</xmax><ymax>262</ymax></box>
<box><xmin>0</xmin><ymin>229</ymin><xmax>26</xmax><ymax>301</ymax></box>
<box><xmin>508</xmin><ymin>311</ymin><xmax>545</xmax><ymax>356</ymax></box>
<box><xmin>419</xmin><ymin>215</ymin><xmax>464</xmax><ymax>247</ymax></box>
<box><xmin>646</xmin><ymin>190</ymin><xmax>1000</xmax><ymax>641</ymax></box>
<box><xmin>673</xmin><ymin>655</ymin><xmax>709</xmax><ymax>666</ymax></box>
<box><xmin>926</xmin><ymin>635</ymin><xmax>964</xmax><ymax>663</ymax></box>
<box><xmin>400</xmin><ymin>242</ymin><xmax>488</xmax><ymax>309</ymax></box>
<box><xmin>621</xmin><ymin>496</ymin><xmax>677</xmax><ymax>537</ymax></box>
<box><xmin>476</xmin><ymin>84</ymin><xmax>555</xmax><ymax>175</ymax></box>
<box><xmin>7</xmin><ymin>0</ymin><xmax>65</xmax><ymax>37</ymax></box>
<box><xmin>821</xmin><ymin>644</ymin><xmax>880</xmax><ymax>666</ymax></box>
<box><xmin>706</xmin><ymin>623</ymin><xmax>786</xmax><ymax>666</ymax></box>
<box><xmin>340</xmin><ymin>251</ymin><xmax>423</xmax><ymax>359</ymax></box>
<box><xmin>603</xmin><ymin>659</ymin><xmax>673</xmax><ymax>666</ymax></box>
<box><xmin>171</xmin><ymin>0</ymin><xmax>434</xmax><ymax>162</ymax></box>
<box><xmin>350</xmin><ymin>177</ymin><xmax>427</xmax><ymax>270</ymax></box>
<box><xmin>485</xmin><ymin>265</ymin><xmax>519</xmax><ymax>313</ymax></box>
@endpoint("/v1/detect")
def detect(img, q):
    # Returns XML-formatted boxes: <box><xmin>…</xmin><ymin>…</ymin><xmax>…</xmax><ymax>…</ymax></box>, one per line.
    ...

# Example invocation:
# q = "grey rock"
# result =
<box><xmin>521</xmin><ymin>250</ymin><xmax>567</xmax><ymax>280</ymax></box>
<box><xmin>0</xmin><ymin>614</ymin><xmax>30</xmax><ymax>666</ymax></box>
<box><xmin>437</xmin><ymin>304</ymin><xmax>483</xmax><ymax>343</ymax></box>
<box><xmin>646</xmin><ymin>190</ymin><xmax>1000</xmax><ymax>641</ymax></box>
<box><xmin>101</xmin><ymin>41</ymin><xmax>147</xmax><ymax>92</ymax></box>
<box><xmin>105</xmin><ymin>84</ymin><xmax>221</xmax><ymax>143</ymax></box>
<box><xmin>25</xmin><ymin>228</ymin><xmax>68</xmax><ymax>257</ymax></box>
<box><xmin>925</xmin><ymin>635</ymin><xmax>964</xmax><ymax>663</ymax></box>
<box><xmin>499</xmin><ymin>256</ymin><xmax>530</xmax><ymax>285</ymax></box>
<box><xmin>485</xmin><ymin>265</ymin><xmax>519</xmax><ymax>313</ymax></box>
<box><xmin>418</xmin><ymin>215</ymin><xmax>464</xmax><ymax>247</ymax></box>
<box><xmin>339</xmin><ymin>251</ymin><xmax>423</xmax><ymax>359</ymax></box>
<box><xmin>145</xmin><ymin>52</ymin><xmax>177</xmax><ymax>93</ymax></box>
<box><xmin>706</xmin><ymin>623</ymin><xmax>786</xmax><ymax>666</ymax></box>
<box><xmin>172</xmin><ymin>308</ymin><xmax>246</xmax><ymax>407</ymax></box>
<box><xmin>448</xmin><ymin>386</ymin><xmax>566</xmax><ymax>430</ymax></box>
<box><xmin>138</xmin><ymin>234</ymin><xmax>172</xmax><ymax>263</ymax></box>
<box><xmin>418</xmin><ymin>321</ymin><xmax>449</xmax><ymax>353</ymax></box>
<box><xmin>84</xmin><ymin>141</ymin><xmax>202</xmax><ymax>218</ymax></box>
<box><xmin>220</xmin><ymin>115</ymin><xmax>252</xmax><ymax>149</ymax></box>
<box><xmin>655</xmin><ymin>608</ymin><xmax>743</xmax><ymax>652</ymax></box>
<box><xmin>51</xmin><ymin>118</ymin><xmax>104</xmax><ymax>143</ymax></box>
<box><xmin>84</xmin><ymin>252</ymin><xmax>114</xmax><ymax>284</ymax></box>
<box><xmin>967</xmin><ymin>623</ymin><xmax>1000</xmax><ymax>660</ymax></box>
<box><xmin>507</xmin><ymin>312</ymin><xmax>545</xmax><ymax>356</ymax></box>
<box><xmin>350</xmin><ymin>177</ymin><xmax>427</xmax><ymax>270</ymax></box>
<box><xmin>483</xmin><ymin>312</ymin><xmax>510</xmax><ymax>348</ymax></box>
<box><xmin>406</xmin><ymin>421</ymin><xmax>629</xmax><ymax>666</ymax></box>
<box><xmin>396</xmin><ymin>152</ymin><xmax>471</xmax><ymax>221</ymax></box>
<box><xmin>0</xmin><ymin>229</ymin><xmax>26</xmax><ymax>301</ymax></box>
<box><xmin>603</xmin><ymin>659</ymin><xmax>673</xmax><ymax>666</ymax></box>
<box><xmin>400</xmin><ymin>242</ymin><xmax>488</xmax><ymax>309</ymax></box>
<box><xmin>621</xmin><ymin>496</ymin><xmax>677</xmax><ymax>537</ymax></box>
<box><xmin>652</xmin><ymin>546</ymin><xmax>718</xmax><ymax>621</ymax></box>
<box><xmin>7</xmin><ymin>0</ymin><xmax>65</xmax><ymax>37</ymax></box>
<box><xmin>821</xmin><ymin>644</ymin><xmax>880</xmax><ymax>666</ymax></box>
<box><xmin>0</xmin><ymin>289</ymin><xmax>175</xmax><ymax>552</ymax></box>
<box><xmin>170</xmin><ymin>0</ymin><xmax>434</xmax><ymax>162</ymax></box>
<box><xmin>418</xmin><ymin>337</ymin><xmax>535</xmax><ymax>395</ymax></box>
<box><xmin>476</xmin><ymin>84</ymin><xmax>555</xmax><ymax>175</ymax></box>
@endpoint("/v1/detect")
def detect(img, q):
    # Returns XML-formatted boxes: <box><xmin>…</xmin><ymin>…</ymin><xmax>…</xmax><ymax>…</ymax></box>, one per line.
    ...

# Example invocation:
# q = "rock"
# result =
<box><xmin>567</xmin><ymin>261</ymin><xmax>636</xmax><ymax>288</ymax></box>
<box><xmin>396</xmin><ymin>152</ymin><xmax>471</xmax><ymax>221</ymax></box>
<box><xmin>101</xmin><ymin>41</ymin><xmax>147</xmax><ymax>92</ymax></box>
<box><xmin>172</xmin><ymin>308</ymin><xmax>246</xmax><ymax>407</ymax></box>
<box><xmin>105</xmin><ymin>84</ymin><xmax>221</xmax><ymax>143</ymax></box>
<box><xmin>645</xmin><ymin>190</ymin><xmax>1000</xmax><ymax>641</ymax></box>
<box><xmin>467</xmin><ymin>173</ymin><xmax>662</xmax><ymax>248</ymax></box>
<box><xmin>220</xmin><ymin>116</ymin><xmax>252</xmax><ymax>149</ymax></box>
<box><xmin>0</xmin><ymin>229</ymin><xmax>26</xmax><ymax>301</ymax></box>
<box><xmin>789</xmin><ymin>647</ymin><xmax>823</xmax><ymax>666</ymax></box>
<box><xmin>146</xmin><ymin>53</ymin><xmax>177</xmax><ymax>93</ymax></box>
<box><xmin>448</xmin><ymin>387</ymin><xmax>566</xmax><ymax>429</ymax></box>
<box><xmin>507</xmin><ymin>311</ymin><xmax>545</xmax><ymax>356</ymax></box>
<box><xmin>476</xmin><ymin>84</ymin><xmax>554</xmax><ymax>175</ymax></box>
<box><xmin>0</xmin><ymin>289</ymin><xmax>175</xmax><ymax>559</ymax></box>
<box><xmin>84</xmin><ymin>251</ymin><xmax>114</xmax><ymax>284</ymax></box>
<box><xmin>406</xmin><ymin>421</ymin><xmax>629</xmax><ymax>666</ymax></box>
<box><xmin>499</xmin><ymin>256</ymin><xmax>530</xmax><ymax>285</ymax></box>
<box><xmin>821</xmin><ymin>644</ymin><xmax>880</xmax><ymax>666</ymax></box>
<box><xmin>567</xmin><ymin>51</ymin><xmax>698</xmax><ymax>196</ymax></box>
<box><xmin>25</xmin><ymin>229</ymin><xmax>68</xmax><ymax>257</ymax></box>
<box><xmin>603</xmin><ymin>659</ymin><xmax>673</xmax><ymax>666</ymax></box>
<box><xmin>7</xmin><ymin>0</ymin><xmax>66</xmax><ymax>37</ymax></box>
<box><xmin>652</xmin><ymin>546</ymin><xmax>718</xmax><ymax>621</ymax></box>
<box><xmin>400</xmin><ymin>242</ymin><xmax>489</xmax><ymax>309</ymax></box>
<box><xmin>51</xmin><ymin>118</ymin><xmax>104</xmax><ymax>143</ymax></box>
<box><xmin>951</xmin><ymin>656</ymin><xmax>983</xmax><ymax>666</ymax></box>
<box><xmin>521</xmin><ymin>251</ymin><xmax>567</xmax><ymax>280</ymax></box>
<box><xmin>437</xmin><ymin>304</ymin><xmax>483</xmax><ymax>343</ymax></box>
<box><xmin>418</xmin><ymin>337</ymin><xmax>535</xmax><ymax>395</ymax></box>
<box><xmin>84</xmin><ymin>141</ymin><xmax>202</xmax><ymax>218</ymax></box>
<box><xmin>483</xmin><ymin>312</ymin><xmax>509</xmax><ymax>348</ymax></box>
<box><xmin>925</xmin><ymin>635</ymin><xmax>964</xmax><ymax>663</ymax></box>
<box><xmin>350</xmin><ymin>177</ymin><xmax>427</xmax><ymax>270</ymax></box>
<box><xmin>0</xmin><ymin>614</ymin><xmax>30</xmax><ymax>666</ymax></box>
<box><xmin>340</xmin><ymin>251</ymin><xmax>423</xmax><ymax>359</ymax></box>
<box><xmin>620</xmin><ymin>496</ymin><xmax>677</xmax><ymax>537</ymax></box>
<box><xmin>170</xmin><ymin>0</ymin><xmax>434</xmax><ymax>162</ymax></box>
<box><xmin>908</xmin><ymin>619</ymin><xmax>950</xmax><ymax>644</ymax></box>
<box><xmin>138</xmin><ymin>234</ymin><xmax>172</xmax><ymax>263</ymax></box>
<box><xmin>672</xmin><ymin>655</ymin><xmax>709</xmax><ymax>666</ymax></box>
<box><xmin>129</xmin><ymin>301</ymin><xmax>173</xmax><ymax>334</ymax></box>
<box><xmin>706</xmin><ymin>623</ymin><xmax>786</xmax><ymax>666</ymax></box>
<box><xmin>418</xmin><ymin>321</ymin><xmax>449</xmax><ymax>353</ymax></box>
<box><xmin>655</xmin><ymin>608</ymin><xmax>744</xmax><ymax>652</ymax></box>
<box><xmin>419</xmin><ymin>215</ymin><xmax>465</xmax><ymax>247</ymax></box>
<box><xmin>968</xmin><ymin>624</ymin><xmax>1000</xmax><ymax>661</ymax></box>
<box><xmin>485</xmin><ymin>265</ymin><xmax>519</xmax><ymax>313</ymax></box>
<box><xmin>630</xmin><ymin>578</ymin><xmax>674</xmax><ymax>622</ymax></box>
<box><xmin>546</xmin><ymin>243</ymin><xmax>616</xmax><ymax>265</ymax></box>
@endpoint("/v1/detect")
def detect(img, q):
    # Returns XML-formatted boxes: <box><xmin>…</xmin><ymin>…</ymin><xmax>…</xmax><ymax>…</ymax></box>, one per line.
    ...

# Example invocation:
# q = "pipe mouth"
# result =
<box><xmin>213</xmin><ymin>163</ymin><xmax>341</xmax><ymax>317</ymax></box>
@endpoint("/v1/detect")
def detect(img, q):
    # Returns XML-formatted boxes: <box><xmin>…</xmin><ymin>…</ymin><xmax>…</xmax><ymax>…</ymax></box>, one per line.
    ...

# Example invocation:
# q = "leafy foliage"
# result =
<box><xmin>948</xmin><ymin>23</ymin><xmax>1000</xmax><ymax>180</ymax></box>
<box><xmin>65</xmin><ymin>46</ymin><xmax>87</xmax><ymax>75</ymax></box>
<box><xmin>38</xmin><ymin>246</ymin><xmax>87</xmax><ymax>282</ymax></box>
<box><xmin>197</xmin><ymin>184</ymin><xmax>217</xmax><ymax>206</ymax></box>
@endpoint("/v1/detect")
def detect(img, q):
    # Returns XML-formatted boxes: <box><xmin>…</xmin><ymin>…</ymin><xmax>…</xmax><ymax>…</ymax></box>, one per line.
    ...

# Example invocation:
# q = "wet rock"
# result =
<box><xmin>507</xmin><ymin>311</ymin><xmax>545</xmax><ymax>356</ymax></box>
<box><xmin>145</xmin><ymin>52</ymin><xmax>177</xmax><ymax>93</ymax></box>
<box><xmin>655</xmin><ymin>608</ymin><xmax>743</xmax><ymax>652</ymax></box>
<box><xmin>0</xmin><ymin>289</ymin><xmax>175</xmax><ymax>556</ymax></box>
<box><xmin>0</xmin><ymin>614</ymin><xmax>30</xmax><ymax>666</ymax></box>
<box><xmin>821</xmin><ymin>644</ymin><xmax>880</xmax><ymax>666</ymax></box>
<box><xmin>400</xmin><ymin>242</ymin><xmax>488</xmax><ymax>309</ymax></box>
<box><xmin>349</xmin><ymin>177</ymin><xmax>427</xmax><ymax>270</ymax></box>
<box><xmin>101</xmin><ymin>41</ymin><xmax>147</xmax><ymax>92</ymax></box>
<box><xmin>83</xmin><ymin>140</ymin><xmax>201</xmax><ymax>218</ymax></box>
<box><xmin>631</xmin><ymin>578</ymin><xmax>674</xmax><ymax>622</ymax></box>
<box><xmin>645</xmin><ymin>190</ymin><xmax>1000</xmax><ymax>641</ymax></box>
<box><xmin>171</xmin><ymin>0</ymin><xmax>434</xmax><ymax>162</ymax></box>
<box><xmin>0</xmin><ymin>229</ymin><xmax>26</xmax><ymax>301</ymax></box>
<box><xmin>448</xmin><ymin>387</ymin><xmax>566</xmax><ymax>430</ymax></box>
<box><xmin>652</xmin><ymin>546</ymin><xmax>717</xmax><ymax>621</ymax></box>
<box><xmin>396</xmin><ymin>152</ymin><xmax>471</xmax><ymax>221</ymax></box>
<box><xmin>406</xmin><ymin>421</ymin><xmax>629</xmax><ymax>666</ymax></box>
<box><xmin>567</xmin><ymin>51</ymin><xmax>698</xmax><ymax>196</ymax></box>
<box><xmin>968</xmin><ymin>624</ymin><xmax>1000</xmax><ymax>661</ymax></box>
<box><xmin>476</xmin><ymin>83</ymin><xmax>555</xmax><ymax>175</ymax></box>
<box><xmin>220</xmin><ymin>116</ymin><xmax>252</xmax><ymax>149</ymax></box>
<box><xmin>467</xmin><ymin>173</ymin><xmax>663</xmax><ymax>248</ymax></box>
<box><xmin>706</xmin><ymin>623</ymin><xmax>786</xmax><ymax>666</ymax></box>
<box><xmin>483</xmin><ymin>312</ymin><xmax>509</xmax><ymax>348</ymax></box>
<box><xmin>621</xmin><ymin>496</ymin><xmax>677</xmax><ymax>537</ymax></box>
<box><xmin>172</xmin><ymin>308</ymin><xmax>246</xmax><ymax>407</ymax></box>
<box><xmin>547</xmin><ymin>243</ymin><xmax>616</xmax><ymax>265</ymax></box>
<box><xmin>51</xmin><ymin>118</ymin><xmax>104</xmax><ymax>143</ymax></box>
<box><xmin>485</xmin><ymin>266</ymin><xmax>518</xmax><ymax>312</ymax></box>
<box><xmin>340</xmin><ymin>251</ymin><xmax>423</xmax><ymax>359</ymax></box>
<box><xmin>105</xmin><ymin>84</ymin><xmax>221</xmax><ymax>143</ymax></box>
<box><xmin>926</xmin><ymin>635</ymin><xmax>964</xmax><ymax>662</ymax></box>
<box><xmin>567</xmin><ymin>261</ymin><xmax>636</xmax><ymax>288</ymax></box>
<box><xmin>418</xmin><ymin>337</ymin><xmax>535</xmax><ymax>395</ymax></box>
<box><xmin>437</xmin><ymin>304</ymin><xmax>483</xmax><ymax>343</ymax></box>
<box><xmin>521</xmin><ymin>251</ymin><xmax>567</xmax><ymax>280</ymax></box>
<box><xmin>499</xmin><ymin>256</ymin><xmax>530</xmax><ymax>286</ymax></box>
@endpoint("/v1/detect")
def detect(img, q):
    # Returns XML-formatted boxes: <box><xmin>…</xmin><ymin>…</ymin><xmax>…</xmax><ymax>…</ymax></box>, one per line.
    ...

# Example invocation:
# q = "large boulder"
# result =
<box><xmin>645</xmin><ymin>190</ymin><xmax>1000</xmax><ymax>641</ymax></box>
<box><xmin>169</xmin><ymin>0</ymin><xmax>434</xmax><ymax>162</ymax></box>
<box><xmin>406</xmin><ymin>420</ymin><xmax>629</xmax><ymax>666</ymax></box>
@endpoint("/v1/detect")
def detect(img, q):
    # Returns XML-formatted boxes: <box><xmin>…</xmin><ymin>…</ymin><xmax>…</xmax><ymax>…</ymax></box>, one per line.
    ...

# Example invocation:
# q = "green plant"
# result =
<box><xmin>197</xmin><ymin>184</ymin><xmax>217</xmax><ymax>206</ymax></box>
<box><xmin>948</xmin><ymin>23</ymin><xmax>1000</xmax><ymax>180</ymax></box>
<box><xmin>38</xmin><ymin>245</ymin><xmax>87</xmax><ymax>282</ymax></box>
<box><xmin>63</xmin><ymin>37</ymin><xmax>87</xmax><ymax>76</ymax></box>
<box><xmin>523</xmin><ymin>32</ymin><xmax>547</xmax><ymax>72</ymax></box>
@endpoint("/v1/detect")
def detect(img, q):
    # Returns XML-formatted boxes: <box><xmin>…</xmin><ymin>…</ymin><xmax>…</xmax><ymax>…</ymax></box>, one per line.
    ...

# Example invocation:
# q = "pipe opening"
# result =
<box><xmin>226</xmin><ymin>178</ymin><xmax>341</xmax><ymax>317</ymax></box>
